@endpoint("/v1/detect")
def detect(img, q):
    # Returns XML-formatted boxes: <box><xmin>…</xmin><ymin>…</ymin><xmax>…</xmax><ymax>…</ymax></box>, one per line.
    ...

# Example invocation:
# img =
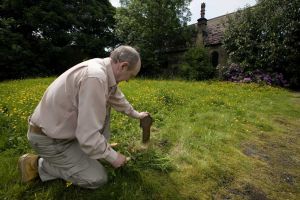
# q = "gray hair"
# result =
<box><xmin>110</xmin><ymin>45</ymin><xmax>140</xmax><ymax>70</ymax></box>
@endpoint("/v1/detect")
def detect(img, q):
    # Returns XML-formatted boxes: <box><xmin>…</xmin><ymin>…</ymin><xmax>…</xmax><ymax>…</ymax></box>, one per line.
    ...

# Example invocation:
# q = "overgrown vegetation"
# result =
<box><xmin>180</xmin><ymin>46</ymin><xmax>214</xmax><ymax>80</ymax></box>
<box><xmin>0</xmin><ymin>78</ymin><xmax>299</xmax><ymax>199</ymax></box>
<box><xmin>223</xmin><ymin>0</ymin><xmax>300</xmax><ymax>88</ymax></box>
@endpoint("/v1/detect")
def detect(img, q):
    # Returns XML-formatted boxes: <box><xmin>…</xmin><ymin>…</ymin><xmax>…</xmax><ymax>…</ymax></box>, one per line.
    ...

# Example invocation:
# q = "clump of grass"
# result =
<box><xmin>127</xmin><ymin>149</ymin><xmax>173</xmax><ymax>172</ymax></box>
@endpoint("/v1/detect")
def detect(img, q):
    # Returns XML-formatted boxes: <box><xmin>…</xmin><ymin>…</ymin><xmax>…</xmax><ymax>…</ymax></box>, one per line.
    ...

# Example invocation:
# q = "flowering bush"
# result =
<box><xmin>217</xmin><ymin>63</ymin><xmax>288</xmax><ymax>86</ymax></box>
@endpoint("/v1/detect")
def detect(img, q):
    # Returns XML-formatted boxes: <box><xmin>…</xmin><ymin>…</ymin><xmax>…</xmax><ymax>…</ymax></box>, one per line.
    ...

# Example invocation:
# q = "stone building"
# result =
<box><xmin>167</xmin><ymin>3</ymin><xmax>234</xmax><ymax>69</ymax></box>
<box><xmin>194</xmin><ymin>2</ymin><xmax>233</xmax><ymax>67</ymax></box>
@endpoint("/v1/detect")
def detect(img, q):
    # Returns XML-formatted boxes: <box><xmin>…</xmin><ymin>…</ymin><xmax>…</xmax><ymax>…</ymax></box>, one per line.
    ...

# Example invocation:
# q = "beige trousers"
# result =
<box><xmin>28</xmin><ymin>108</ymin><xmax>111</xmax><ymax>189</ymax></box>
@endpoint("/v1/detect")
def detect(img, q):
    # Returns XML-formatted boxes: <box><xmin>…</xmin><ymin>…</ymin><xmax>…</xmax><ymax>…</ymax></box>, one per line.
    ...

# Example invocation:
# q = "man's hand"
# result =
<box><xmin>111</xmin><ymin>153</ymin><xmax>127</xmax><ymax>168</ymax></box>
<box><xmin>137</xmin><ymin>112</ymin><xmax>149</xmax><ymax>119</ymax></box>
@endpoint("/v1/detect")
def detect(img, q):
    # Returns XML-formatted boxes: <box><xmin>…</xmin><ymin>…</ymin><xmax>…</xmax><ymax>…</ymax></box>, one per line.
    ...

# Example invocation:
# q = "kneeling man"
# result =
<box><xmin>19</xmin><ymin>45</ymin><xmax>149</xmax><ymax>189</ymax></box>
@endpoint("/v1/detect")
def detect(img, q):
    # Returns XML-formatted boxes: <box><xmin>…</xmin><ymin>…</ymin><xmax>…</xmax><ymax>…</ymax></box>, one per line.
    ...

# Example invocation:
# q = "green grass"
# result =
<box><xmin>0</xmin><ymin>78</ymin><xmax>299</xmax><ymax>200</ymax></box>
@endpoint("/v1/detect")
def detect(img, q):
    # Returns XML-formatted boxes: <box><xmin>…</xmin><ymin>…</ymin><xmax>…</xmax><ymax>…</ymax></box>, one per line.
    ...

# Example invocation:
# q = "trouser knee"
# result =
<box><xmin>78</xmin><ymin>173</ymin><xmax>108</xmax><ymax>189</ymax></box>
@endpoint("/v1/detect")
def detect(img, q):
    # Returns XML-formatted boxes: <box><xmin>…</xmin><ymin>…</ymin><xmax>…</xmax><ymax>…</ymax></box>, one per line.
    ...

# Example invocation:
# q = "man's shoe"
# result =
<box><xmin>110</xmin><ymin>142</ymin><xmax>118</xmax><ymax>147</ymax></box>
<box><xmin>18</xmin><ymin>153</ymin><xmax>39</xmax><ymax>183</ymax></box>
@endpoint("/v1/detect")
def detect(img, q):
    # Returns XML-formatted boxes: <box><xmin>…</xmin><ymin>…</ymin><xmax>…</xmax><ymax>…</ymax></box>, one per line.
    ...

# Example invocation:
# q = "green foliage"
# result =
<box><xmin>1</xmin><ymin>78</ymin><xmax>300</xmax><ymax>199</ymax></box>
<box><xmin>114</xmin><ymin>0</ymin><xmax>192</xmax><ymax>76</ymax></box>
<box><xmin>223</xmin><ymin>0</ymin><xmax>300</xmax><ymax>88</ymax></box>
<box><xmin>0</xmin><ymin>0</ymin><xmax>117</xmax><ymax>80</ymax></box>
<box><xmin>180</xmin><ymin>46</ymin><xmax>214</xmax><ymax>80</ymax></box>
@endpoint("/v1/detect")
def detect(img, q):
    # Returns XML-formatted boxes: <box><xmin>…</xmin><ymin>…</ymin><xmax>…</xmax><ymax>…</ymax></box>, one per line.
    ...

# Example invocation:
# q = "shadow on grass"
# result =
<box><xmin>19</xmin><ymin>150</ymin><xmax>181</xmax><ymax>200</ymax></box>
<box><xmin>19</xmin><ymin>167</ymin><xmax>181</xmax><ymax>200</ymax></box>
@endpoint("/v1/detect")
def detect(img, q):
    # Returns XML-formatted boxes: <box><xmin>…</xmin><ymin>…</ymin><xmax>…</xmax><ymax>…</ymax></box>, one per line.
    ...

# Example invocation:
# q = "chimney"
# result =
<box><xmin>201</xmin><ymin>2</ymin><xmax>205</xmax><ymax>18</ymax></box>
<box><xmin>196</xmin><ymin>2</ymin><xmax>208</xmax><ymax>46</ymax></box>
<box><xmin>197</xmin><ymin>3</ymin><xmax>207</xmax><ymax>30</ymax></box>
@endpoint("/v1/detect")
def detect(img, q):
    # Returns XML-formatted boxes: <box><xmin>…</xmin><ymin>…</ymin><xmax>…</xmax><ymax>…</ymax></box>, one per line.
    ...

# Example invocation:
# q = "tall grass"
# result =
<box><xmin>0</xmin><ymin>78</ymin><xmax>299</xmax><ymax>199</ymax></box>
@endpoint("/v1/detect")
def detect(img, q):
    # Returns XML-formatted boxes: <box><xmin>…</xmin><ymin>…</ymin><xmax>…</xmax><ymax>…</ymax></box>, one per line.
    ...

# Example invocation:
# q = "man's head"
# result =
<box><xmin>110</xmin><ymin>45</ymin><xmax>141</xmax><ymax>83</ymax></box>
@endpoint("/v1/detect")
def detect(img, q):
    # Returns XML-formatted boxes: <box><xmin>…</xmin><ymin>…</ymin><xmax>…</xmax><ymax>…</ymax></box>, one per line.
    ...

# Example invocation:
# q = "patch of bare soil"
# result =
<box><xmin>214</xmin><ymin>182</ymin><xmax>269</xmax><ymax>200</ymax></box>
<box><xmin>228</xmin><ymin>184</ymin><xmax>268</xmax><ymax>200</ymax></box>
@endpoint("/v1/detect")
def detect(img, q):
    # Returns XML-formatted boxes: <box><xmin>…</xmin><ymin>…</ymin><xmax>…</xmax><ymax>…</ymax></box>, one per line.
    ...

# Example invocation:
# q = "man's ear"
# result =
<box><xmin>120</xmin><ymin>62</ymin><xmax>129</xmax><ymax>71</ymax></box>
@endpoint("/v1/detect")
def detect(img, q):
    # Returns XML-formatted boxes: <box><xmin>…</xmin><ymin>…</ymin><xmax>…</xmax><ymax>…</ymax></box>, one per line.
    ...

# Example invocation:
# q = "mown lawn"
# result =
<box><xmin>0</xmin><ymin>78</ymin><xmax>299</xmax><ymax>200</ymax></box>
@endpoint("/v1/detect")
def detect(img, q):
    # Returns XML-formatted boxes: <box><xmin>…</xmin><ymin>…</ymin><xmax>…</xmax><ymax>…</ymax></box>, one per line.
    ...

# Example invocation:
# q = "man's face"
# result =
<box><xmin>115</xmin><ymin>59</ymin><xmax>141</xmax><ymax>83</ymax></box>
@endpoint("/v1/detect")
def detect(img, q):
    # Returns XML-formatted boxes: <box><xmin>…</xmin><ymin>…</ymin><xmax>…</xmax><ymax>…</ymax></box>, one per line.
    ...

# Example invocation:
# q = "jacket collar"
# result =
<box><xmin>103</xmin><ymin>57</ymin><xmax>117</xmax><ymax>88</ymax></box>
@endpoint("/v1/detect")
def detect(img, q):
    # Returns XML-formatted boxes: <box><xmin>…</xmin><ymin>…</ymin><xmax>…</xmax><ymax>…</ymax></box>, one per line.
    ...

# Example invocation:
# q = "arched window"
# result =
<box><xmin>211</xmin><ymin>51</ymin><xmax>219</xmax><ymax>67</ymax></box>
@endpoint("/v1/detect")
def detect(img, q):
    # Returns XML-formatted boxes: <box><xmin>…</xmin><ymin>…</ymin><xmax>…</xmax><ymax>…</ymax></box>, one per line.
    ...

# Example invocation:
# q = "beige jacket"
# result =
<box><xmin>30</xmin><ymin>58</ymin><xmax>140</xmax><ymax>163</ymax></box>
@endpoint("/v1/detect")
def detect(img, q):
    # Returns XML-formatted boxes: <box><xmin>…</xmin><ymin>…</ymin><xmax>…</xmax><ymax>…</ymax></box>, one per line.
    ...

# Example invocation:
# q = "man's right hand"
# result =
<box><xmin>137</xmin><ymin>111</ymin><xmax>150</xmax><ymax>119</ymax></box>
<box><xmin>111</xmin><ymin>153</ymin><xmax>127</xmax><ymax>168</ymax></box>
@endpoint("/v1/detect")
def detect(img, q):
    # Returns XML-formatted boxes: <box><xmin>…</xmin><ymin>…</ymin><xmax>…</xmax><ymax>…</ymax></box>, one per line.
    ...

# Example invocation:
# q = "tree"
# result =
<box><xmin>223</xmin><ymin>0</ymin><xmax>300</xmax><ymax>88</ymax></box>
<box><xmin>0</xmin><ymin>0</ymin><xmax>117</xmax><ymax>80</ymax></box>
<box><xmin>115</xmin><ymin>0</ymin><xmax>192</xmax><ymax>76</ymax></box>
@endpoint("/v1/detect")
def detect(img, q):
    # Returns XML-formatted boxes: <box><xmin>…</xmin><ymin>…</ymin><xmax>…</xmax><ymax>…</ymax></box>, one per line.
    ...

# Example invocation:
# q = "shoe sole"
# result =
<box><xmin>18</xmin><ymin>153</ymin><xmax>32</xmax><ymax>182</ymax></box>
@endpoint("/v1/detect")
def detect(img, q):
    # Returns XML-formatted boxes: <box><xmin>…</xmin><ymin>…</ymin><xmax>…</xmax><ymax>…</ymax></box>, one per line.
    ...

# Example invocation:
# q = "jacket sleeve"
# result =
<box><xmin>75</xmin><ymin>77</ymin><xmax>118</xmax><ymax>163</ymax></box>
<box><xmin>108</xmin><ymin>87</ymin><xmax>140</xmax><ymax>118</ymax></box>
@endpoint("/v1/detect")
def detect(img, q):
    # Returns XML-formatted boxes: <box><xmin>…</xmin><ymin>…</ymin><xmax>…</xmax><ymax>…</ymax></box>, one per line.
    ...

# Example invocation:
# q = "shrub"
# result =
<box><xmin>180</xmin><ymin>46</ymin><xmax>214</xmax><ymax>80</ymax></box>
<box><xmin>223</xmin><ymin>0</ymin><xmax>300</xmax><ymax>88</ymax></box>
<box><xmin>217</xmin><ymin>63</ymin><xmax>288</xmax><ymax>86</ymax></box>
